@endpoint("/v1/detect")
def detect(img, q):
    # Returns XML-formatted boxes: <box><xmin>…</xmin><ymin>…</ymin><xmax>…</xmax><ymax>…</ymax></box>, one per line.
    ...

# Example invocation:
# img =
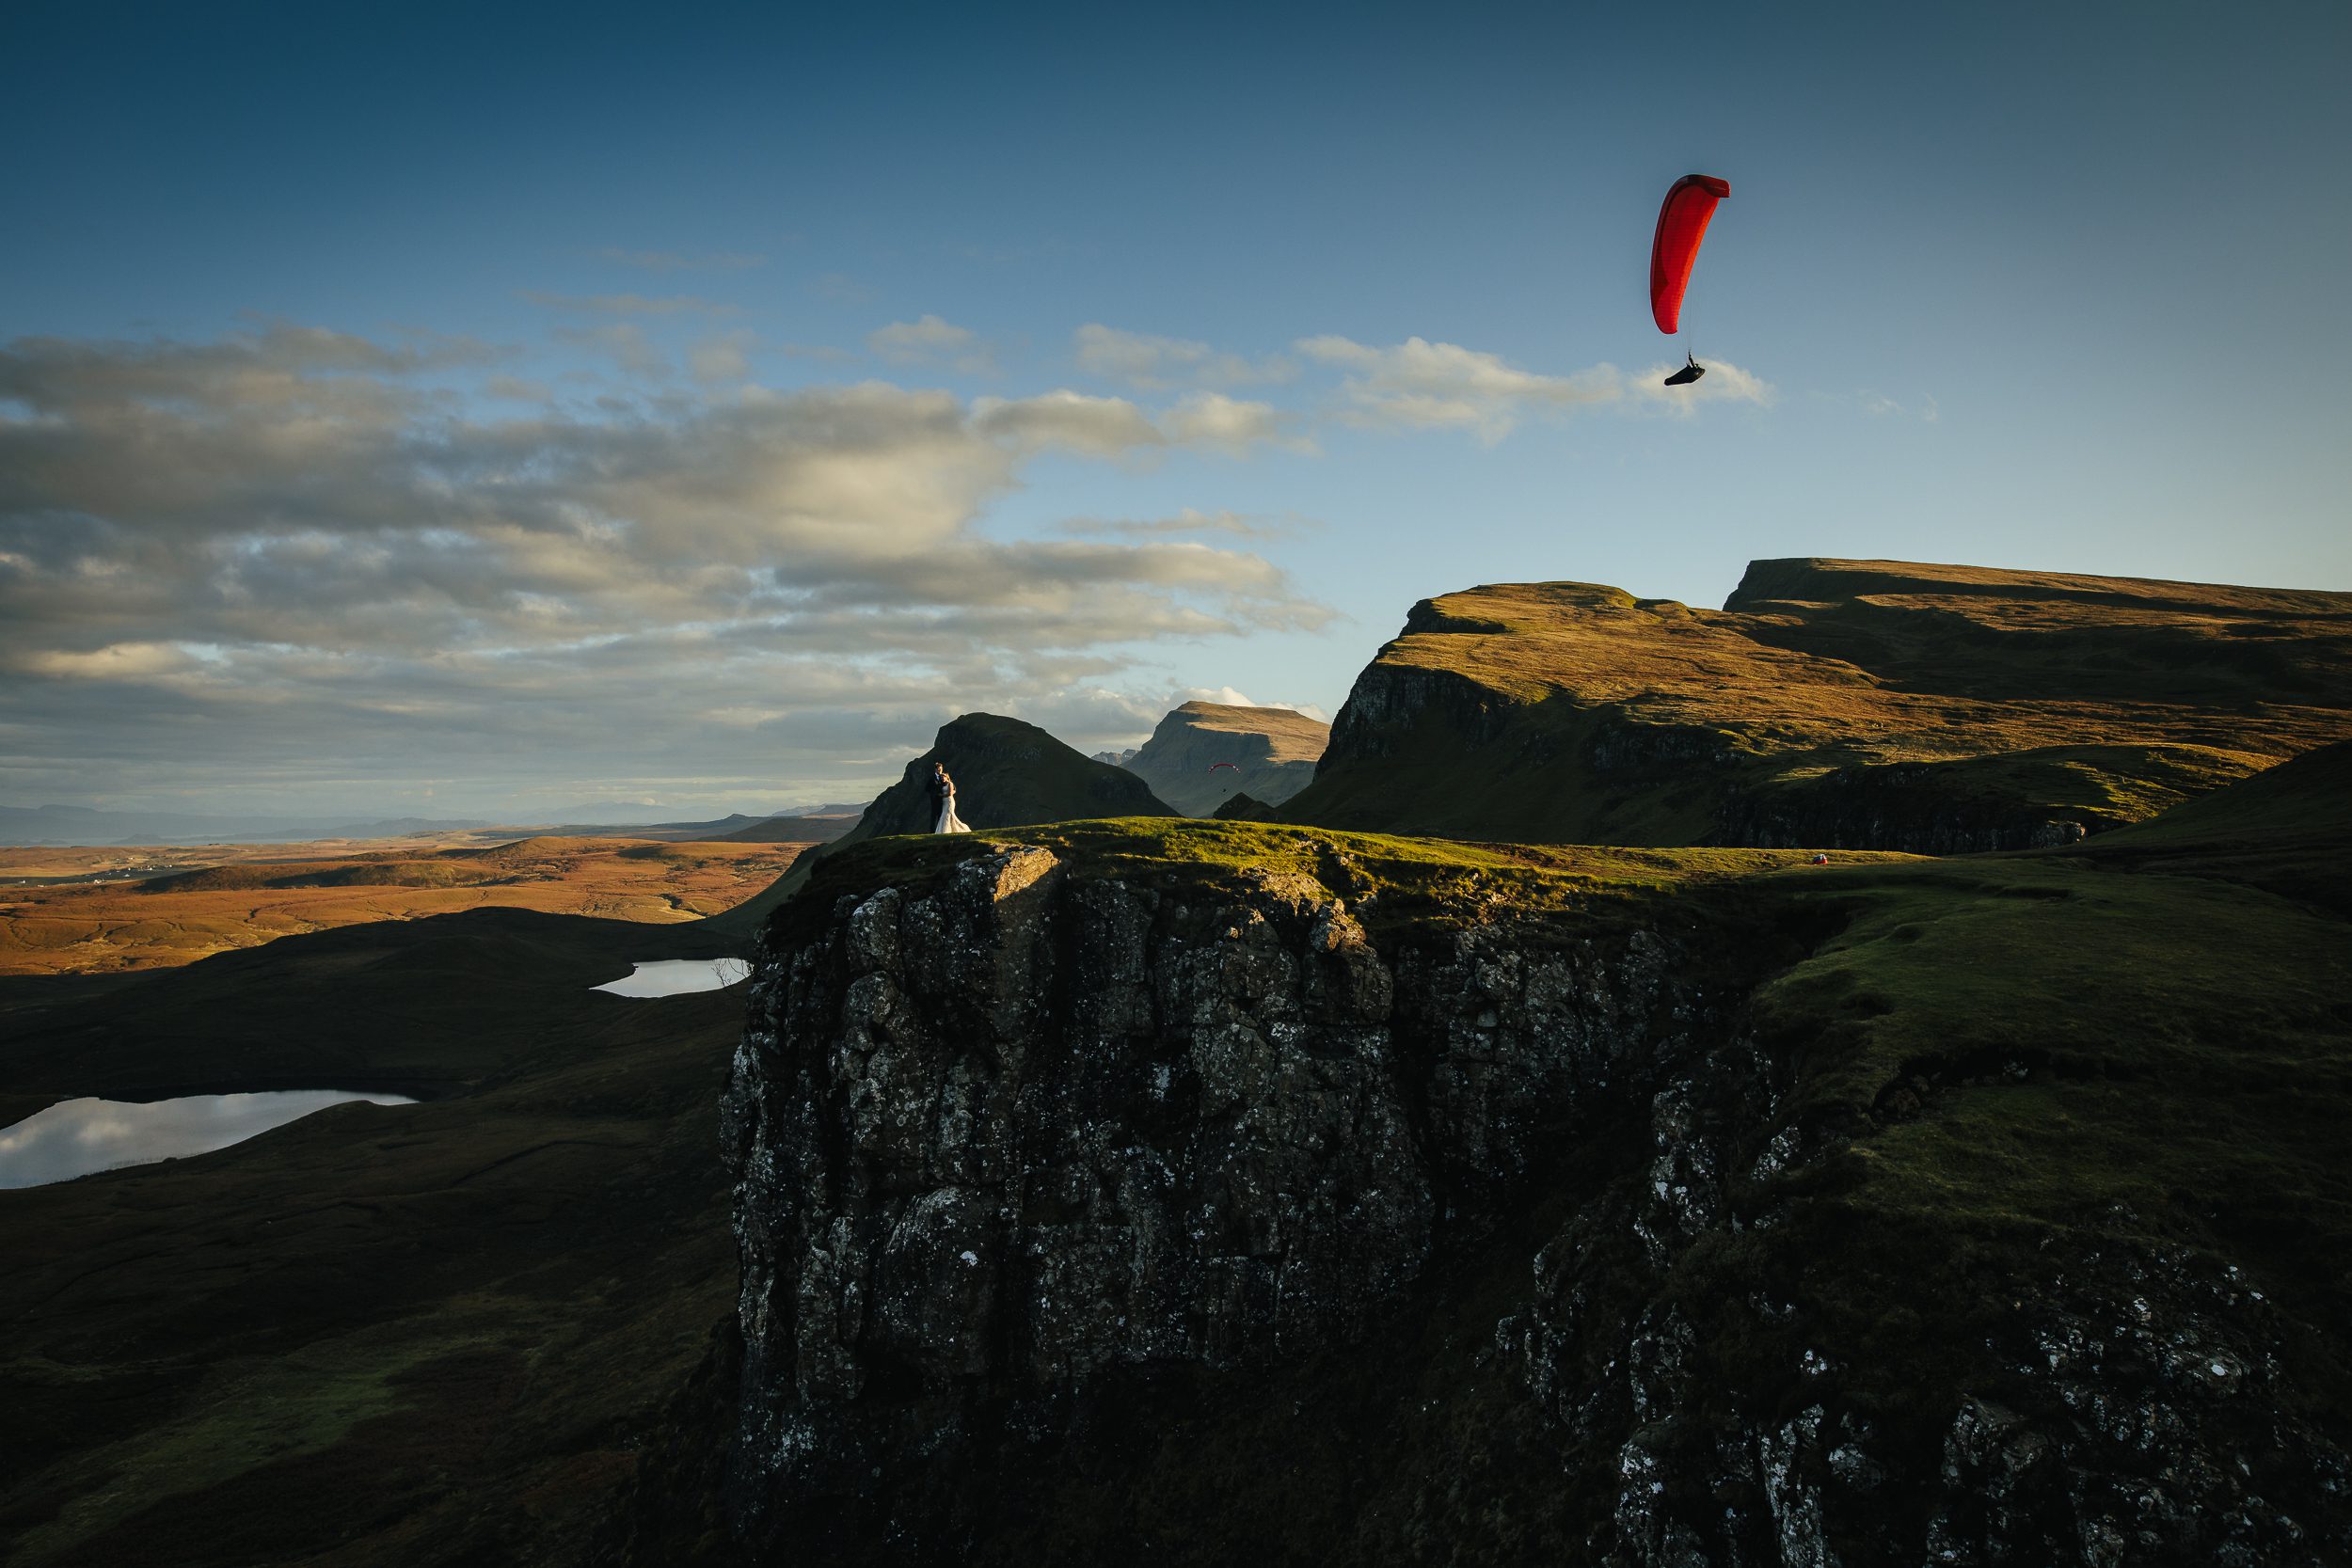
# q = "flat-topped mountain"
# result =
<box><xmin>1282</xmin><ymin>557</ymin><xmax>2352</xmax><ymax>851</ymax></box>
<box><xmin>1123</xmin><ymin>700</ymin><xmax>1329</xmax><ymax>816</ymax></box>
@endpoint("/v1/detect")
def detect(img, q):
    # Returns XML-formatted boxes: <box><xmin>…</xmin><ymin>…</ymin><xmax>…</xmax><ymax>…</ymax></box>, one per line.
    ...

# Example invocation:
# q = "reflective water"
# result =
<box><xmin>0</xmin><ymin>1091</ymin><xmax>416</xmax><ymax>1190</ymax></box>
<box><xmin>592</xmin><ymin>958</ymin><xmax>752</xmax><ymax>997</ymax></box>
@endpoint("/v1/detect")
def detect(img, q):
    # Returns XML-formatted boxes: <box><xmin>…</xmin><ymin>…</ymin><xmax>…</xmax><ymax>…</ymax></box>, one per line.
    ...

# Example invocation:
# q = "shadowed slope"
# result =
<box><xmin>0</xmin><ymin>909</ymin><xmax>744</xmax><ymax>1567</ymax></box>
<box><xmin>2055</xmin><ymin>738</ymin><xmax>2352</xmax><ymax>914</ymax></box>
<box><xmin>1122</xmin><ymin>701</ymin><xmax>1329</xmax><ymax>816</ymax></box>
<box><xmin>1282</xmin><ymin>558</ymin><xmax>2352</xmax><ymax>851</ymax></box>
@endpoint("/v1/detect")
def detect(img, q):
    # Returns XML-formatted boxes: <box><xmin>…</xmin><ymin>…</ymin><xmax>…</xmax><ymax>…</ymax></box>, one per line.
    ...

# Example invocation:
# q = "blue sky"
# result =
<box><xmin>4</xmin><ymin>1</ymin><xmax>2346</xmax><ymax>816</ymax></box>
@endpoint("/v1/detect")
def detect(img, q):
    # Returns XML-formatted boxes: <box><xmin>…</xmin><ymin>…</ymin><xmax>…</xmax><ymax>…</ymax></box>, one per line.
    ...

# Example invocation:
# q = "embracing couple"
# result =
<box><xmin>925</xmin><ymin>763</ymin><xmax>969</xmax><ymax>834</ymax></box>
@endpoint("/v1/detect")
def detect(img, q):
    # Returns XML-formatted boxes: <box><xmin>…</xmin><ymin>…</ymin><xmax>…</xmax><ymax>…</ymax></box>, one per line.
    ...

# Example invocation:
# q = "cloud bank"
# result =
<box><xmin>0</xmin><ymin>324</ymin><xmax>1326</xmax><ymax>812</ymax></box>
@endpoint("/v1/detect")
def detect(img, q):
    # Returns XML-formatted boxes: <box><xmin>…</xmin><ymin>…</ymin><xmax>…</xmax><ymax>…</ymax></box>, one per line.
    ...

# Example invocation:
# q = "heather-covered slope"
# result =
<box><xmin>1122</xmin><ymin>700</ymin><xmax>1329</xmax><ymax>816</ymax></box>
<box><xmin>1282</xmin><ymin>558</ymin><xmax>2352</xmax><ymax>851</ymax></box>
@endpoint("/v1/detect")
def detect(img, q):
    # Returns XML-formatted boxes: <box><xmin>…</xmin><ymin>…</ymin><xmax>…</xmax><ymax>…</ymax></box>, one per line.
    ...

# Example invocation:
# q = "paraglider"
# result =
<box><xmin>1649</xmin><ymin>174</ymin><xmax>1729</xmax><ymax>386</ymax></box>
<box><xmin>1209</xmin><ymin>762</ymin><xmax>1240</xmax><ymax>773</ymax></box>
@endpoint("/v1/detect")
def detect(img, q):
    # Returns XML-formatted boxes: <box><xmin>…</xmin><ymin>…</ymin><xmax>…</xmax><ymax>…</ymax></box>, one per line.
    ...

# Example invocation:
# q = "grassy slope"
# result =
<box><xmin>1667</xmin><ymin>742</ymin><xmax>2352</xmax><ymax>1517</ymax></box>
<box><xmin>1282</xmin><ymin>559</ymin><xmax>2352</xmax><ymax>846</ymax></box>
<box><xmin>0</xmin><ymin>910</ymin><xmax>743</xmax><ymax>1567</ymax></box>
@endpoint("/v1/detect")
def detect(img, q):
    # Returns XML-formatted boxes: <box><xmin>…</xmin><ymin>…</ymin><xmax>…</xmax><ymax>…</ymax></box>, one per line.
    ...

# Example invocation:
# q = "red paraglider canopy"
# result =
<box><xmin>1649</xmin><ymin>175</ymin><xmax>1730</xmax><ymax>335</ymax></box>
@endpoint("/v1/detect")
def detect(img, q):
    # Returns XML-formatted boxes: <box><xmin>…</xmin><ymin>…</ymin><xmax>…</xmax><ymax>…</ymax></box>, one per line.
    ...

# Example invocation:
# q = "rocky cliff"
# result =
<box><xmin>1281</xmin><ymin>559</ymin><xmax>2352</xmax><ymax>853</ymax></box>
<box><xmin>720</xmin><ymin>806</ymin><xmax>2352</xmax><ymax>1564</ymax></box>
<box><xmin>1123</xmin><ymin>701</ymin><xmax>1330</xmax><ymax>816</ymax></box>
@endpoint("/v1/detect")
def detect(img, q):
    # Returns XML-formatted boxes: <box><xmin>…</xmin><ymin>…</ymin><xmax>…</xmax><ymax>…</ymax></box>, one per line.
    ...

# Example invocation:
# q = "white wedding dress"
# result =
<box><xmin>934</xmin><ymin>790</ymin><xmax>969</xmax><ymax>834</ymax></box>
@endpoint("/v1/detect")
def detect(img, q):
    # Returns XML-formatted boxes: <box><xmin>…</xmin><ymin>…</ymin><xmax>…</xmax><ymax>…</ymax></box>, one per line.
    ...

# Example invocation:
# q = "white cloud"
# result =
<box><xmin>0</xmin><ymin>325</ymin><xmax>1333</xmax><ymax>808</ymax></box>
<box><xmin>1293</xmin><ymin>334</ymin><xmax>1772</xmax><ymax>439</ymax></box>
<box><xmin>971</xmin><ymin>389</ymin><xmax>1162</xmax><ymax>456</ymax></box>
<box><xmin>1295</xmin><ymin>334</ymin><xmax>1619</xmax><ymax>443</ymax></box>
<box><xmin>1626</xmin><ymin>358</ymin><xmax>1776</xmax><ymax>414</ymax></box>
<box><xmin>1073</xmin><ymin>325</ymin><xmax>1293</xmax><ymax>391</ymax></box>
<box><xmin>867</xmin><ymin>314</ymin><xmax>998</xmax><ymax>374</ymax></box>
<box><xmin>1158</xmin><ymin>392</ymin><xmax>1313</xmax><ymax>456</ymax></box>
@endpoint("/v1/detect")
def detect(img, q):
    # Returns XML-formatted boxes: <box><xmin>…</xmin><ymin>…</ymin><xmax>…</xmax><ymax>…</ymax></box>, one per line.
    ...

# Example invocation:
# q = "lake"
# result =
<box><xmin>0</xmin><ymin>1090</ymin><xmax>417</xmax><ymax>1190</ymax></box>
<box><xmin>592</xmin><ymin>958</ymin><xmax>753</xmax><ymax>997</ymax></box>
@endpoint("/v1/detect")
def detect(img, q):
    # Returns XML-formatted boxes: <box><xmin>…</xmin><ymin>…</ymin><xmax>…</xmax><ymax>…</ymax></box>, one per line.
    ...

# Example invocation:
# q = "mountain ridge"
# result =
<box><xmin>1280</xmin><ymin>557</ymin><xmax>2352</xmax><ymax>851</ymax></box>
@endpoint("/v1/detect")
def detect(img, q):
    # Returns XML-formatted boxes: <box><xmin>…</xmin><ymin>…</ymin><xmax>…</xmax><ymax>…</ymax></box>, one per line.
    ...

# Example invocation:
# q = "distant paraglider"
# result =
<box><xmin>1208</xmin><ymin>762</ymin><xmax>1240</xmax><ymax>773</ymax></box>
<box><xmin>1649</xmin><ymin>174</ymin><xmax>1729</xmax><ymax>386</ymax></box>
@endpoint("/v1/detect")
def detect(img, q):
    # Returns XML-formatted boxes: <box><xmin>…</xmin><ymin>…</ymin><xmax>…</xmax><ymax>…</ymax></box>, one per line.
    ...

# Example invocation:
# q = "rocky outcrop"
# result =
<box><xmin>723</xmin><ymin>845</ymin><xmax>1710</xmax><ymax>1557</ymax></box>
<box><xmin>721</xmin><ymin>840</ymin><xmax>2352</xmax><ymax>1563</ymax></box>
<box><xmin>1209</xmin><ymin>791</ymin><xmax>1277</xmax><ymax>822</ymax></box>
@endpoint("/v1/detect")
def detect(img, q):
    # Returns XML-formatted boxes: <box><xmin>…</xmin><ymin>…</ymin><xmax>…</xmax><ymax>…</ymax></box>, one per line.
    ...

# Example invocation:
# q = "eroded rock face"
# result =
<box><xmin>723</xmin><ymin>847</ymin><xmax>1699</xmax><ymax>1554</ymax></box>
<box><xmin>721</xmin><ymin>850</ymin><xmax>2352</xmax><ymax>1565</ymax></box>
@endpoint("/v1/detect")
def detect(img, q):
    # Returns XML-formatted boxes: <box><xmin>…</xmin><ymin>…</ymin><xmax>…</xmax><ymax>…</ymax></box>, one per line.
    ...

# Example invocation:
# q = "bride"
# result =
<box><xmin>928</xmin><ymin>763</ymin><xmax>970</xmax><ymax>833</ymax></box>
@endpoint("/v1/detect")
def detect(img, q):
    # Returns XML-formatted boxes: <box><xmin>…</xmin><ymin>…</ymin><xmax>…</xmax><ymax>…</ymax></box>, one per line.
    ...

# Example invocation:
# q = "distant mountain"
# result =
<box><xmin>784</xmin><ymin>801</ymin><xmax>872</xmax><ymax>818</ymax></box>
<box><xmin>533</xmin><ymin>801</ymin><xmax>679</xmax><ymax>824</ymax></box>
<box><xmin>716</xmin><ymin>815</ymin><xmax>863</xmax><ymax>845</ymax></box>
<box><xmin>0</xmin><ymin>804</ymin><xmax>492</xmax><ymax>847</ymax></box>
<box><xmin>532</xmin><ymin>813</ymin><xmax>773</xmax><ymax>841</ymax></box>
<box><xmin>1123</xmin><ymin>701</ymin><xmax>1329</xmax><ymax>816</ymax></box>
<box><xmin>1283</xmin><ymin>558</ymin><xmax>2352</xmax><ymax>852</ymax></box>
<box><xmin>1090</xmin><ymin>749</ymin><xmax>1138</xmax><ymax>768</ymax></box>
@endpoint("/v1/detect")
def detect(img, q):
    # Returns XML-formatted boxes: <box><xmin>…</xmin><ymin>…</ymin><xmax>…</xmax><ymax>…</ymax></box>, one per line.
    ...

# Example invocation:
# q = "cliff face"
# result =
<box><xmin>1282</xmin><ymin>560</ymin><xmax>2352</xmax><ymax>853</ymax></box>
<box><xmin>721</xmin><ymin>816</ymin><xmax>2352</xmax><ymax>1564</ymax></box>
<box><xmin>1122</xmin><ymin>701</ymin><xmax>1329</xmax><ymax>816</ymax></box>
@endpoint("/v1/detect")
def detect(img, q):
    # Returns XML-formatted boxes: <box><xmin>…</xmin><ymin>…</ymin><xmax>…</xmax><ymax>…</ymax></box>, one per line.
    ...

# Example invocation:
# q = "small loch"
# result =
<box><xmin>0</xmin><ymin>1090</ymin><xmax>417</xmax><ymax>1190</ymax></box>
<box><xmin>592</xmin><ymin>958</ymin><xmax>752</xmax><ymax>997</ymax></box>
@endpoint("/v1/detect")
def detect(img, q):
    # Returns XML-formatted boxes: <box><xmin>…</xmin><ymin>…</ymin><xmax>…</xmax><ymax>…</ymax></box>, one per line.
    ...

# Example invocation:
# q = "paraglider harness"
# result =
<box><xmin>1662</xmin><ymin>351</ymin><xmax>1705</xmax><ymax>387</ymax></box>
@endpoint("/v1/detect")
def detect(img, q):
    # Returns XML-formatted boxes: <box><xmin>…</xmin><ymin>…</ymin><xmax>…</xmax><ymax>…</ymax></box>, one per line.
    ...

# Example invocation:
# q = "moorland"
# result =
<box><xmin>0</xmin><ymin>834</ymin><xmax>823</xmax><ymax>975</ymax></box>
<box><xmin>5</xmin><ymin>557</ymin><xmax>2349</xmax><ymax>1566</ymax></box>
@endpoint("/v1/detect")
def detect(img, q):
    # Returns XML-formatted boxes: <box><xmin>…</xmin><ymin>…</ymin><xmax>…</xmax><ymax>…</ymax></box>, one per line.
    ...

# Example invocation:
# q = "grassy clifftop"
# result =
<box><xmin>742</xmin><ymin>740</ymin><xmax>2352</xmax><ymax>1561</ymax></box>
<box><xmin>1281</xmin><ymin>558</ymin><xmax>2352</xmax><ymax>850</ymax></box>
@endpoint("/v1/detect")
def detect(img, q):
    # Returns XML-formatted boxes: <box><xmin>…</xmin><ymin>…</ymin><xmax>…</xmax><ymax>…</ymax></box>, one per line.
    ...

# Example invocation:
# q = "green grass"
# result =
<box><xmin>789</xmin><ymin>816</ymin><xmax>1917</xmax><ymax>941</ymax></box>
<box><xmin>1718</xmin><ymin>848</ymin><xmax>2352</xmax><ymax>1429</ymax></box>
